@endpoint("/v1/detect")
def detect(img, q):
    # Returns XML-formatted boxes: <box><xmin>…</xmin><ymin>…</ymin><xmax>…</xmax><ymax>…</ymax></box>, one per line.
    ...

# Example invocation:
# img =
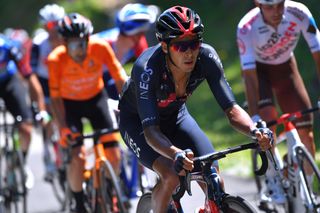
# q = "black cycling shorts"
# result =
<box><xmin>0</xmin><ymin>74</ymin><xmax>32</xmax><ymax>123</ymax></box>
<box><xmin>63</xmin><ymin>90</ymin><xmax>114</xmax><ymax>139</ymax></box>
<box><xmin>119</xmin><ymin>107</ymin><xmax>217</xmax><ymax>171</ymax></box>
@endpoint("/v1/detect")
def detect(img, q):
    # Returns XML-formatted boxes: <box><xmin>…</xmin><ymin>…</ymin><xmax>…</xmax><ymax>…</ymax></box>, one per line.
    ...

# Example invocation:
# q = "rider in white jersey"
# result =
<box><xmin>237</xmin><ymin>0</ymin><xmax>320</xmax><ymax>205</ymax></box>
<box><xmin>237</xmin><ymin>0</ymin><xmax>320</xmax><ymax>69</ymax></box>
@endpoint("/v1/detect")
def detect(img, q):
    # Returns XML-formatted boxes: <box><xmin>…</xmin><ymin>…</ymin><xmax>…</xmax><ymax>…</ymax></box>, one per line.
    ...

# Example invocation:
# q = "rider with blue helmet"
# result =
<box><xmin>0</xmin><ymin>30</ymin><xmax>46</xmax><ymax>189</ymax></box>
<box><xmin>94</xmin><ymin>3</ymin><xmax>159</xmax><ymax>100</ymax></box>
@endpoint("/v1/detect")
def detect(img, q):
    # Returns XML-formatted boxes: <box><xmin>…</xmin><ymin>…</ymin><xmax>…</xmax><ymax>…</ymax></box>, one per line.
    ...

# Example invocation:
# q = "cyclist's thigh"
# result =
<box><xmin>256</xmin><ymin>61</ymin><xmax>275</xmax><ymax>109</ymax></box>
<box><xmin>86</xmin><ymin>91</ymin><xmax>114</xmax><ymax>130</ymax></box>
<box><xmin>63</xmin><ymin>99</ymin><xmax>84</xmax><ymax>134</ymax></box>
<box><xmin>119</xmin><ymin>112</ymin><xmax>160</xmax><ymax>171</ymax></box>
<box><xmin>2</xmin><ymin>74</ymin><xmax>33</xmax><ymax>122</ymax></box>
<box><xmin>272</xmin><ymin>57</ymin><xmax>312</xmax><ymax>126</ymax></box>
<box><xmin>174</xmin><ymin>109</ymin><xmax>217</xmax><ymax>170</ymax></box>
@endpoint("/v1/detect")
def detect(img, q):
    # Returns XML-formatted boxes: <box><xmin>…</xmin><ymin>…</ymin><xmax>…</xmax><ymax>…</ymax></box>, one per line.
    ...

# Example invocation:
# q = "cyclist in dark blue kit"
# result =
<box><xmin>119</xmin><ymin>6</ymin><xmax>274</xmax><ymax>213</ymax></box>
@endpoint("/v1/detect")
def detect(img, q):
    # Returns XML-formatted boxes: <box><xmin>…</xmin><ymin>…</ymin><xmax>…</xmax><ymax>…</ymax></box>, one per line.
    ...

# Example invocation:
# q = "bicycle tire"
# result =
<box><xmin>295</xmin><ymin>146</ymin><xmax>320</xmax><ymax>211</ymax></box>
<box><xmin>2</xmin><ymin>150</ymin><xmax>27</xmax><ymax>213</ymax></box>
<box><xmin>13</xmin><ymin>150</ymin><xmax>27</xmax><ymax>213</ymax></box>
<box><xmin>136</xmin><ymin>192</ymin><xmax>152</xmax><ymax>213</ymax></box>
<box><xmin>220</xmin><ymin>195</ymin><xmax>257</xmax><ymax>213</ymax></box>
<box><xmin>98</xmin><ymin>159</ymin><xmax>128</xmax><ymax>213</ymax></box>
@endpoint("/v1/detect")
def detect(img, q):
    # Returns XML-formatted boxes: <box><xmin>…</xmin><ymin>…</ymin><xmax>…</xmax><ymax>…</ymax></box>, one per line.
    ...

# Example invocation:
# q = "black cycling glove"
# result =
<box><xmin>173</xmin><ymin>149</ymin><xmax>192</xmax><ymax>174</ymax></box>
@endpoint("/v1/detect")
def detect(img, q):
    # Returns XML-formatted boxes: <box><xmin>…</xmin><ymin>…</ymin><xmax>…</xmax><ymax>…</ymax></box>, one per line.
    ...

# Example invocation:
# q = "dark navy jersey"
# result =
<box><xmin>119</xmin><ymin>43</ymin><xmax>236</xmax><ymax>128</ymax></box>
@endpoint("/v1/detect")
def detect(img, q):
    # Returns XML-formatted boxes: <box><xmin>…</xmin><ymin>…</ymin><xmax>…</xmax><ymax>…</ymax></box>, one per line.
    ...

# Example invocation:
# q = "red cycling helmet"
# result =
<box><xmin>156</xmin><ymin>6</ymin><xmax>204</xmax><ymax>42</ymax></box>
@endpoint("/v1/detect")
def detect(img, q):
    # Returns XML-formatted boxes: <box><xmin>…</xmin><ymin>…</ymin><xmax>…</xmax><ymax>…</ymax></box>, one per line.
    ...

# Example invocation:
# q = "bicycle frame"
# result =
<box><xmin>0</xmin><ymin>99</ymin><xmax>27</xmax><ymax>213</ymax></box>
<box><xmin>266</xmin><ymin>106</ymin><xmax>319</xmax><ymax>212</ymax></box>
<box><xmin>120</xmin><ymin>148</ymin><xmax>141</xmax><ymax>198</ymax></box>
<box><xmin>172</xmin><ymin>142</ymin><xmax>267</xmax><ymax>212</ymax></box>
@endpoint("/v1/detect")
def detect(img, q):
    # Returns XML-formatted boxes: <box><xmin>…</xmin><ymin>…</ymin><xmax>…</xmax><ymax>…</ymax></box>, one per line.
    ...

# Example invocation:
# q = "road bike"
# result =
<box><xmin>136</xmin><ymin>141</ymin><xmax>269</xmax><ymax>213</ymax></box>
<box><xmin>0</xmin><ymin>99</ymin><xmax>27</xmax><ymax>213</ymax></box>
<box><xmin>31</xmin><ymin>101</ymin><xmax>69</xmax><ymax>211</ymax></box>
<box><xmin>120</xmin><ymin>145</ymin><xmax>155</xmax><ymax>200</ymax></box>
<box><xmin>252</xmin><ymin>106</ymin><xmax>320</xmax><ymax>212</ymax></box>
<box><xmin>107</xmin><ymin>98</ymin><xmax>155</xmax><ymax>203</ymax></box>
<box><xmin>67</xmin><ymin>128</ymin><xmax>129</xmax><ymax>213</ymax></box>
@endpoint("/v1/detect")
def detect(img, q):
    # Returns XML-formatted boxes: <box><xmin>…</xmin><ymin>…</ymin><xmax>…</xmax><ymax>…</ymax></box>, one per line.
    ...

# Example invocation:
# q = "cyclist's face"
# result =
<box><xmin>66</xmin><ymin>37</ymin><xmax>88</xmax><ymax>63</ymax></box>
<box><xmin>164</xmin><ymin>35</ymin><xmax>201</xmax><ymax>73</ymax></box>
<box><xmin>260</xmin><ymin>2</ymin><xmax>285</xmax><ymax>27</ymax></box>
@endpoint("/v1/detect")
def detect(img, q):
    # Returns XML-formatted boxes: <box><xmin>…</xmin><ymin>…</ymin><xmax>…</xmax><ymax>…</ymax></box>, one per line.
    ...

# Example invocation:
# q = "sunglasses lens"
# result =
<box><xmin>171</xmin><ymin>40</ymin><xmax>200</xmax><ymax>52</ymax></box>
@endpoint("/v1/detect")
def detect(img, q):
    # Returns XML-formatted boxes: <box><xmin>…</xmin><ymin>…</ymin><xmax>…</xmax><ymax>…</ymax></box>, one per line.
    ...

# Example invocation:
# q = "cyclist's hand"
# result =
<box><xmin>35</xmin><ymin>110</ymin><xmax>51</xmax><ymax>126</ymax></box>
<box><xmin>173</xmin><ymin>149</ymin><xmax>194</xmax><ymax>175</ymax></box>
<box><xmin>59</xmin><ymin>127</ymin><xmax>72</xmax><ymax>148</ymax></box>
<box><xmin>251</xmin><ymin>128</ymin><xmax>274</xmax><ymax>151</ymax></box>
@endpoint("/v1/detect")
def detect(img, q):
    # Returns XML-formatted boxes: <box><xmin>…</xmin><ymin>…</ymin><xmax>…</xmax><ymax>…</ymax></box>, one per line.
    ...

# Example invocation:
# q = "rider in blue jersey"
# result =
<box><xmin>119</xmin><ymin>6</ymin><xmax>274</xmax><ymax>212</ymax></box>
<box><xmin>0</xmin><ymin>31</ymin><xmax>46</xmax><ymax>189</ymax></box>
<box><xmin>94</xmin><ymin>3</ymin><xmax>157</xmax><ymax>100</ymax></box>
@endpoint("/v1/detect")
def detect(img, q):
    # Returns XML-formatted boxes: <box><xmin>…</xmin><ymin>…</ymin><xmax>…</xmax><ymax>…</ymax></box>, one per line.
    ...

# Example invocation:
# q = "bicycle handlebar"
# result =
<box><xmin>174</xmin><ymin>141</ymin><xmax>268</xmax><ymax>200</ymax></box>
<box><xmin>67</xmin><ymin>128</ymin><xmax>119</xmax><ymax>143</ymax></box>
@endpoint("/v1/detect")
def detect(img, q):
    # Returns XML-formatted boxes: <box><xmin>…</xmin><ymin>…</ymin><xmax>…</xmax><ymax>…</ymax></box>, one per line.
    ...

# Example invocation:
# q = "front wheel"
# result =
<box><xmin>220</xmin><ymin>195</ymin><xmax>257</xmax><ymax>213</ymax></box>
<box><xmin>295</xmin><ymin>146</ymin><xmax>320</xmax><ymax>211</ymax></box>
<box><xmin>98</xmin><ymin>159</ymin><xmax>128</xmax><ymax>213</ymax></box>
<box><xmin>136</xmin><ymin>192</ymin><xmax>152</xmax><ymax>213</ymax></box>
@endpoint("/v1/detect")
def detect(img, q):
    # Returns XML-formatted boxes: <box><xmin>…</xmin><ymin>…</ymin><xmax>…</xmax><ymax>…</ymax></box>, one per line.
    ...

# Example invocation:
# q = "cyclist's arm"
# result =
<box><xmin>144</xmin><ymin>125</ymin><xmax>182</xmax><ymax>160</ymax></box>
<box><xmin>50</xmin><ymin>97</ymin><xmax>67</xmax><ymax>128</ymax></box>
<box><xmin>242</xmin><ymin>68</ymin><xmax>259</xmax><ymax>115</ymax></box>
<box><xmin>27</xmin><ymin>73</ymin><xmax>46</xmax><ymax>112</ymax></box>
<box><xmin>312</xmin><ymin>51</ymin><xmax>320</xmax><ymax>81</ymax></box>
<box><xmin>224</xmin><ymin>104</ymin><xmax>256</xmax><ymax>137</ymax></box>
<box><xmin>47</xmin><ymin>49</ymin><xmax>67</xmax><ymax>128</ymax></box>
<box><xmin>97</xmin><ymin>39</ymin><xmax>128</xmax><ymax>93</ymax></box>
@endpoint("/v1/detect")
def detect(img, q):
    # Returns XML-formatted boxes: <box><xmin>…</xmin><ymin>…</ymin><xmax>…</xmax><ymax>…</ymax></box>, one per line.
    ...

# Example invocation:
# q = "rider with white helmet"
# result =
<box><xmin>237</xmin><ymin>0</ymin><xmax>320</xmax><ymax>207</ymax></box>
<box><xmin>39</xmin><ymin>4</ymin><xmax>65</xmax><ymax>25</ymax></box>
<box><xmin>94</xmin><ymin>3</ymin><xmax>159</xmax><ymax>100</ymax></box>
<box><xmin>31</xmin><ymin>3</ymin><xmax>65</xmax><ymax>182</ymax></box>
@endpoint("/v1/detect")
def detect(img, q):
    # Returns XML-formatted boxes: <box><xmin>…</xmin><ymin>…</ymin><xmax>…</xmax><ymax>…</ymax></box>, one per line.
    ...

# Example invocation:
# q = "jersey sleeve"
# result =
<box><xmin>97</xmin><ymin>40</ymin><xmax>128</xmax><ymax>81</ymax></box>
<box><xmin>201</xmin><ymin>45</ymin><xmax>236</xmax><ymax>111</ymax></box>
<box><xmin>237</xmin><ymin>21</ymin><xmax>256</xmax><ymax>70</ymax></box>
<box><xmin>131</xmin><ymin>55</ymin><xmax>159</xmax><ymax>128</ymax></box>
<box><xmin>47</xmin><ymin>48</ymin><xmax>62</xmax><ymax>98</ymax></box>
<box><xmin>299</xmin><ymin>4</ymin><xmax>320</xmax><ymax>53</ymax></box>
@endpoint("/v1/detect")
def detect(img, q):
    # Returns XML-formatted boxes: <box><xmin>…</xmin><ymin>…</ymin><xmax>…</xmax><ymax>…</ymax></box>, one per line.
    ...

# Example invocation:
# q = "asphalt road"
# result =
<box><xmin>26</xmin><ymin>128</ymin><xmax>263</xmax><ymax>213</ymax></box>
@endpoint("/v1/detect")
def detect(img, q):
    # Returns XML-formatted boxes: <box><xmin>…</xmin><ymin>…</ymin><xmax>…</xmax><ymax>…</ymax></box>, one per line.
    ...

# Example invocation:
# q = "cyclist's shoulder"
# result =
<box><xmin>237</xmin><ymin>7</ymin><xmax>261</xmax><ymax>30</ymax></box>
<box><xmin>47</xmin><ymin>45</ymin><xmax>66</xmax><ymax>61</ymax></box>
<box><xmin>285</xmin><ymin>0</ymin><xmax>312</xmax><ymax>20</ymax></box>
<box><xmin>133</xmin><ymin>44</ymin><xmax>163</xmax><ymax>72</ymax></box>
<box><xmin>32</xmin><ymin>29</ymin><xmax>49</xmax><ymax>45</ymax></box>
<box><xmin>199</xmin><ymin>43</ymin><xmax>222</xmax><ymax>67</ymax></box>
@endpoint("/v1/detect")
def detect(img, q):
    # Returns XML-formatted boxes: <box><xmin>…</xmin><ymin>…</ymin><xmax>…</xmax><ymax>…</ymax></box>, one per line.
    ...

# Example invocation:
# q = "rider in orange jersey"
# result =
<box><xmin>48</xmin><ymin>13</ymin><xmax>127</xmax><ymax>213</ymax></box>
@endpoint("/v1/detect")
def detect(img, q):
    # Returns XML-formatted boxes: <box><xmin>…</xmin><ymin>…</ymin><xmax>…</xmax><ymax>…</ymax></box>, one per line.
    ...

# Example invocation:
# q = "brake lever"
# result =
<box><xmin>266</xmin><ymin>148</ymin><xmax>279</xmax><ymax>171</ymax></box>
<box><xmin>185</xmin><ymin>171</ymin><xmax>192</xmax><ymax>196</ymax></box>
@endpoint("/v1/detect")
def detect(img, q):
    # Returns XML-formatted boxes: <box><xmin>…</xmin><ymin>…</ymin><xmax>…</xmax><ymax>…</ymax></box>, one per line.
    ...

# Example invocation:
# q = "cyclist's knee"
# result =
<box><xmin>18</xmin><ymin>121</ymin><xmax>33</xmax><ymax>136</ymax></box>
<box><xmin>258</xmin><ymin>104</ymin><xmax>278</xmax><ymax>121</ymax></box>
